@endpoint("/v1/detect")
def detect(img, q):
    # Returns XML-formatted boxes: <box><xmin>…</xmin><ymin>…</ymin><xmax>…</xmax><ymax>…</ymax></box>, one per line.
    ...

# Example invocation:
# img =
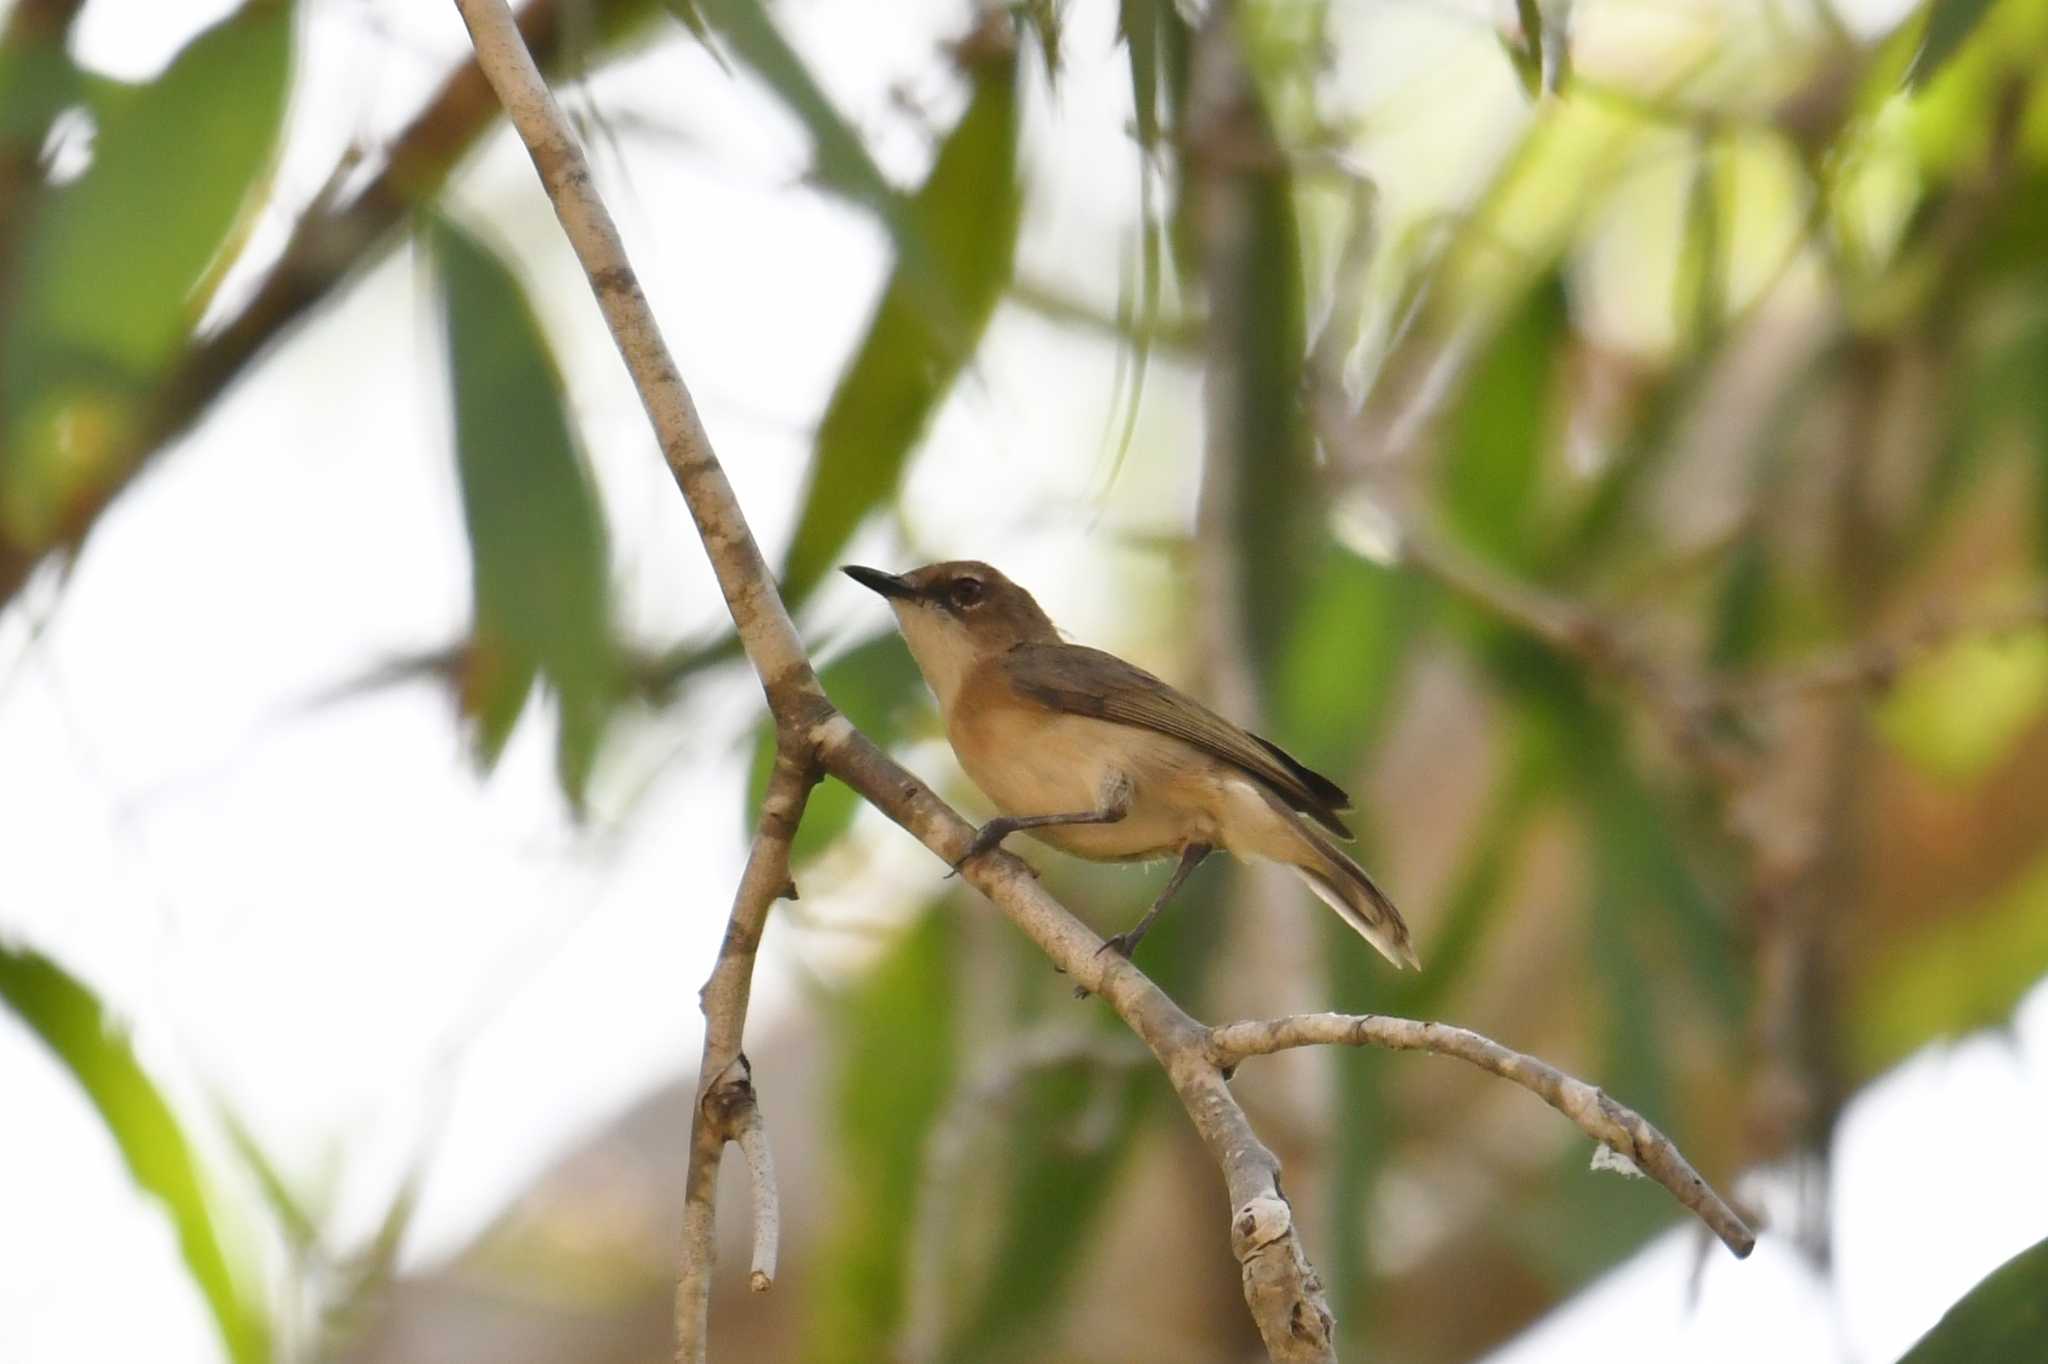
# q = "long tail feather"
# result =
<box><xmin>1255</xmin><ymin>787</ymin><xmax>1418</xmax><ymax>970</ymax></box>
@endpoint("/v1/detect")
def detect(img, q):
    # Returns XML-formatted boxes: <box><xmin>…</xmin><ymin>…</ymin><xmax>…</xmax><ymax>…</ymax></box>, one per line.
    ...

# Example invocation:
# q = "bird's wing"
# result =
<box><xmin>1004</xmin><ymin>643</ymin><xmax>1355</xmax><ymax>839</ymax></box>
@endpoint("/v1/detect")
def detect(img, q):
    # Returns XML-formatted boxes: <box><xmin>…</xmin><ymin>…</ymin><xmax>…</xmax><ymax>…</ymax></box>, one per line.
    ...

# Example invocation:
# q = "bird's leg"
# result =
<box><xmin>948</xmin><ymin>776</ymin><xmax>1132</xmax><ymax>875</ymax></box>
<box><xmin>1098</xmin><ymin>842</ymin><xmax>1212</xmax><ymax>960</ymax></box>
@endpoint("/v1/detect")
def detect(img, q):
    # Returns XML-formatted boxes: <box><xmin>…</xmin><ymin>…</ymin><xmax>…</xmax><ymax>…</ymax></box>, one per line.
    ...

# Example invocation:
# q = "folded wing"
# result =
<box><xmin>1005</xmin><ymin>642</ymin><xmax>1355</xmax><ymax>840</ymax></box>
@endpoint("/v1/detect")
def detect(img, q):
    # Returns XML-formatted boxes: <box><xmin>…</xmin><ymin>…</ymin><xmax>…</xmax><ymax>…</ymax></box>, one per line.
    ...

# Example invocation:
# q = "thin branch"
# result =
<box><xmin>1704</xmin><ymin>587</ymin><xmax>2048</xmax><ymax>710</ymax></box>
<box><xmin>0</xmin><ymin>0</ymin><xmax>657</xmax><ymax>611</ymax></box>
<box><xmin>1207</xmin><ymin>1012</ymin><xmax>1756</xmax><ymax>1258</ymax></box>
<box><xmin>674</xmin><ymin>748</ymin><xmax>812</xmax><ymax>1357</ymax></box>
<box><xmin>452</xmin><ymin>5</ymin><xmax>1755</xmax><ymax>1360</ymax></box>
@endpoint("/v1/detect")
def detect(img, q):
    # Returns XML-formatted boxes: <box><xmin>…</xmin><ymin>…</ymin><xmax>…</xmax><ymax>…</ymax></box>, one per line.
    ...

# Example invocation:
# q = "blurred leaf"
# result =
<box><xmin>1505</xmin><ymin>0</ymin><xmax>1543</xmax><ymax>98</ymax></box>
<box><xmin>430</xmin><ymin>215</ymin><xmax>617</xmax><ymax>806</ymax></box>
<box><xmin>1906</xmin><ymin>0</ymin><xmax>2003</xmax><ymax>90</ymax></box>
<box><xmin>942</xmin><ymin>1060</ymin><xmax>1147</xmax><ymax>1363</ymax></box>
<box><xmin>803</xmin><ymin>907</ymin><xmax>958</xmax><ymax>1364</ymax></box>
<box><xmin>1</xmin><ymin>0</ymin><xmax>291</xmax><ymax>547</ymax></box>
<box><xmin>745</xmin><ymin>631</ymin><xmax>925</xmax><ymax>861</ymax></box>
<box><xmin>1899</xmin><ymin>1232</ymin><xmax>2048</xmax><ymax>1362</ymax></box>
<box><xmin>1876</xmin><ymin>625</ymin><xmax>2048</xmax><ymax>781</ymax></box>
<box><xmin>1274</xmin><ymin>545</ymin><xmax>1420</xmax><ymax>770</ymax></box>
<box><xmin>1673</xmin><ymin>137</ymin><xmax>1724</xmax><ymax>349</ymax></box>
<box><xmin>1437</xmin><ymin>275</ymin><xmax>1569</xmax><ymax>573</ymax></box>
<box><xmin>1386</xmin><ymin>735</ymin><xmax>1545</xmax><ymax>1019</ymax></box>
<box><xmin>1851</xmin><ymin>846</ymin><xmax>2048</xmax><ymax>1074</ymax></box>
<box><xmin>0</xmin><ymin>945</ymin><xmax>270</xmax><ymax>1364</ymax></box>
<box><xmin>5</xmin><ymin>0</ymin><xmax>288</xmax><ymax>376</ymax></box>
<box><xmin>1708</xmin><ymin>531</ymin><xmax>1773</xmax><ymax>668</ymax></box>
<box><xmin>1203</xmin><ymin>59</ymin><xmax>1313</xmax><ymax>679</ymax></box>
<box><xmin>778</xmin><ymin>45</ymin><xmax>1022</xmax><ymax>607</ymax></box>
<box><xmin>685</xmin><ymin>0</ymin><xmax>916</xmax><ymax>249</ymax></box>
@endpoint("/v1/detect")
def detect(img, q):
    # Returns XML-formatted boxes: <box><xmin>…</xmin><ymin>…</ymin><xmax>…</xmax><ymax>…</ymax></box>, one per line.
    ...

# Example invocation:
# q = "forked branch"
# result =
<box><xmin>449</xmin><ymin>4</ymin><xmax>1754</xmax><ymax>1361</ymax></box>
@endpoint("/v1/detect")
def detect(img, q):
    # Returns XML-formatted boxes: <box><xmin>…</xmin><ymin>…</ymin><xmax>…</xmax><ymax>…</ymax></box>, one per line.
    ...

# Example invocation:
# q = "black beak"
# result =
<box><xmin>842</xmin><ymin>564</ymin><xmax>916</xmax><ymax>601</ymax></box>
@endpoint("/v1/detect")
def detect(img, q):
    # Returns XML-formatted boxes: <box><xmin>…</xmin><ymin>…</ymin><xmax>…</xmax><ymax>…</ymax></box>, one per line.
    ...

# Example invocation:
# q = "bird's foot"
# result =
<box><xmin>1094</xmin><ymin>931</ymin><xmax>1138</xmax><ymax>960</ymax></box>
<box><xmin>945</xmin><ymin>817</ymin><xmax>1020</xmax><ymax>877</ymax></box>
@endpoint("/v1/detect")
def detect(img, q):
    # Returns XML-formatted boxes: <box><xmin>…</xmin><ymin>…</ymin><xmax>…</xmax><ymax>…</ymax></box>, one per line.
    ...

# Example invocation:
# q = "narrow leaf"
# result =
<box><xmin>778</xmin><ymin>46</ymin><xmax>1022</xmax><ymax>607</ymax></box>
<box><xmin>1907</xmin><ymin>0</ymin><xmax>2002</xmax><ymax>90</ymax></box>
<box><xmin>1437</xmin><ymin>274</ymin><xmax>1569</xmax><ymax>572</ymax></box>
<box><xmin>0</xmin><ymin>945</ymin><xmax>270</xmax><ymax>1364</ymax></box>
<box><xmin>430</xmin><ymin>215</ymin><xmax>617</xmax><ymax>806</ymax></box>
<box><xmin>802</xmin><ymin>908</ymin><xmax>959</xmax><ymax>1364</ymax></box>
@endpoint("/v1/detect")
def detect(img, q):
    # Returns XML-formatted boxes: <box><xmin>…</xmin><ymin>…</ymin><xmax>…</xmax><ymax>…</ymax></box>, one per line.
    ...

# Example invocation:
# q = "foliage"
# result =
<box><xmin>9</xmin><ymin>0</ymin><xmax>2048</xmax><ymax>1358</ymax></box>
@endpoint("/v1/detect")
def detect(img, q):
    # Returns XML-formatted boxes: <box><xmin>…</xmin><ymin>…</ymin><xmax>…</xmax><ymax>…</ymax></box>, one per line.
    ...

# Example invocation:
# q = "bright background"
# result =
<box><xmin>5</xmin><ymin>0</ymin><xmax>2048</xmax><ymax>1360</ymax></box>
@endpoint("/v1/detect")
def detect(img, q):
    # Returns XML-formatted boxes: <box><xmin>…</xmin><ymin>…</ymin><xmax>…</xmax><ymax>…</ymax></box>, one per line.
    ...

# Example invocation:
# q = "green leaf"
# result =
<box><xmin>942</xmin><ymin>1057</ymin><xmax>1147</xmax><ymax>1363</ymax></box>
<box><xmin>802</xmin><ymin>907</ymin><xmax>958</xmax><ymax>1364</ymax></box>
<box><xmin>1203</xmin><ymin>60</ymin><xmax>1314</xmax><ymax>679</ymax></box>
<box><xmin>1</xmin><ymin>0</ymin><xmax>292</xmax><ymax>547</ymax></box>
<box><xmin>1876</xmin><ymin>625</ymin><xmax>2048</xmax><ymax>781</ymax></box>
<box><xmin>686</xmin><ymin>0</ymin><xmax>906</xmax><ymax>225</ymax></box>
<box><xmin>682</xmin><ymin>0</ymin><xmax>965</xmax><ymax>343</ymax></box>
<box><xmin>745</xmin><ymin>631</ymin><xmax>925</xmax><ymax>862</ymax></box>
<box><xmin>1437</xmin><ymin>275</ymin><xmax>1569</xmax><ymax>572</ymax></box>
<box><xmin>1900</xmin><ymin>1233</ymin><xmax>2048</xmax><ymax>1362</ymax></box>
<box><xmin>1850</xmin><ymin>846</ymin><xmax>2048</xmax><ymax>1075</ymax></box>
<box><xmin>6</xmin><ymin>0</ymin><xmax>288</xmax><ymax>378</ymax></box>
<box><xmin>777</xmin><ymin>45</ymin><xmax>1023</xmax><ymax>607</ymax></box>
<box><xmin>1273</xmin><ymin>545</ymin><xmax>1420</xmax><ymax>771</ymax></box>
<box><xmin>0</xmin><ymin>945</ymin><xmax>271</xmax><ymax>1364</ymax></box>
<box><xmin>430</xmin><ymin>215</ymin><xmax>617</xmax><ymax>807</ymax></box>
<box><xmin>1906</xmin><ymin>0</ymin><xmax>2004</xmax><ymax>90</ymax></box>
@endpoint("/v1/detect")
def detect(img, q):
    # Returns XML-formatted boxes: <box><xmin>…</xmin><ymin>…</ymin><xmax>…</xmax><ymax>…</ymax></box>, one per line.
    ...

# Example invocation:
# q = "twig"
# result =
<box><xmin>674</xmin><ymin>750</ymin><xmax>812</xmax><ymax>1353</ymax></box>
<box><xmin>1703</xmin><ymin>587</ymin><xmax>2048</xmax><ymax>710</ymax></box>
<box><xmin>451</xmin><ymin>4</ymin><xmax>1754</xmax><ymax>1358</ymax></box>
<box><xmin>1206</xmin><ymin>1012</ymin><xmax>1756</xmax><ymax>1258</ymax></box>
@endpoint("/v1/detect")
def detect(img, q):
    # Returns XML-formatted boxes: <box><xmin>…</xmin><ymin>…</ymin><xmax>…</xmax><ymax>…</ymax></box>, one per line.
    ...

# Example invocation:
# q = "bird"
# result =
<box><xmin>842</xmin><ymin>560</ymin><xmax>1418</xmax><ymax>970</ymax></box>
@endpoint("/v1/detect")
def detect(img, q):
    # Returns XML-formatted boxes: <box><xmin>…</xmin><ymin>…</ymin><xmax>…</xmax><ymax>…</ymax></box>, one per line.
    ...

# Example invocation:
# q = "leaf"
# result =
<box><xmin>5</xmin><ymin>0</ymin><xmax>289</xmax><ymax>377</ymax></box>
<box><xmin>1</xmin><ymin>0</ymin><xmax>292</xmax><ymax>548</ymax></box>
<box><xmin>802</xmin><ymin>907</ymin><xmax>958</xmax><ymax>1364</ymax></box>
<box><xmin>744</xmin><ymin>631</ymin><xmax>925</xmax><ymax>862</ymax></box>
<box><xmin>1437</xmin><ymin>275</ymin><xmax>1569</xmax><ymax>573</ymax></box>
<box><xmin>1906</xmin><ymin>0</ymin><xmax>2003</xmax><ymax>90</ymax></box>
<box><xmin>1899</xmin><ymin>1232</ymin><xmax>2048</xmax><ymax>1362</ymax></box>
<box><xmin>1876</xmin><ymin>625</ymin><xmax>2048</xmax><ymax>781</ymax></box>
<box><xmin>777</xmin><ymin>45</ymin><xmax>1023</xmax><ymax>608</ymax></box>
<box><xmin>0</xmin><ymin>945</ymin><xmax>271</xmax><ymax>1364</ymax></box>
<box><xmin>1274</xmin><ymin>543</ymin><xmax>1421</xmax><ymax>770</ymax></box>
<box><xmin>430</xmin><ymin>215</ymin><xmax>617</xmax><ymax>807</ymax></box>
<box><xmin>941</xmin><ymin>1054</ymin><xmax>1147</xmax><ymax>1362</ymax></box>
<box><xmin>1850</xmin><ymin>847</ymin><xmax>2048</xmax><ymax>1075</ymax></box>
<box><xmin>1202</xmin><ymin>55</ymin><xmax>1314</xmax><ymax>679</ymax></box>
<box><xmin>681</xmin><ymin>0</ymin><xmax>958</xmax><ymax>335</ymax></box>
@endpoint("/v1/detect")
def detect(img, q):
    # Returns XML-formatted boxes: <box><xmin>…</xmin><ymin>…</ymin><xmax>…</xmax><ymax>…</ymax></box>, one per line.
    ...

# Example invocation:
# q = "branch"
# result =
<box><xmin>674</xmin><ymin>748</ymin><xmax>813</xmax><ymax>1355</ymax></box>
<box><xmin>0</xmin><ymin>0</ymin><xmax>654</xmax><ymax>609</ymax></box>
<box><xmin>1703</xmin><ymin>587</ymin><xmax>2048</xmax><ymax>711</ymax></box>
<box><xmin>1207</xmin><ymin>1013</ymin><xmax>1756</xmax><ymax>1258</ymax></box>
<box><xmin>451</xmin><ymin>5</ymin><xmax>1752</xmax><ymax>1359</ymax></box>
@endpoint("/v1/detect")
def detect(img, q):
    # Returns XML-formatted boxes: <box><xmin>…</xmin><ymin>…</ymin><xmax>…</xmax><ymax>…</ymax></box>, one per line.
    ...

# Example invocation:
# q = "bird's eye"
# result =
<box><xmin>950</xmin><ymin>577</ymin><xmax>985</xmax><ymax>609</ymax></box>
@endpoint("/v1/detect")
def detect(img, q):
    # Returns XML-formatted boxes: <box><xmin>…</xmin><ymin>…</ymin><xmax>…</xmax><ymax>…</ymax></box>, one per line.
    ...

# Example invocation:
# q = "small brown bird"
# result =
<box><xmin>843</xmin><ymin>560</ymin><xmax>1418</xmax><ymax>969</ymax></box>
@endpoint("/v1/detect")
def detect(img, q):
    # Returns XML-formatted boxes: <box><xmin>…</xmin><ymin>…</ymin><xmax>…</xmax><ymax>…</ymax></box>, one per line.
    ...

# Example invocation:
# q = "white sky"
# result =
<box><xmin>1</xmin><ymin>1</ymin><xmax>2039</xmax><ymax>1361</ymax></box>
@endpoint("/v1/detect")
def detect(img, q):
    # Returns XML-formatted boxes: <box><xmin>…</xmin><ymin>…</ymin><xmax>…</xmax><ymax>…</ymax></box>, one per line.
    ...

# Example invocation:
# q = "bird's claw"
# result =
<box><xmin>945</xmin><ymin>820</ymin><xmax>1013</xmax><ymax>878</ymax></box>
<box><xmin>1094</xmin><ymin>933</ymin><xmax>1136</xmax><ymax>960</ymax></box>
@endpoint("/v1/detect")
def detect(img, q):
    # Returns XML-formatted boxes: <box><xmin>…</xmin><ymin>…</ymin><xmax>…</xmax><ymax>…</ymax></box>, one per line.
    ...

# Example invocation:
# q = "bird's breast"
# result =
<box><xmin>947</xmin><ymin>685</ymin><xmax>1222</xmax><ymax>862</ymax></box>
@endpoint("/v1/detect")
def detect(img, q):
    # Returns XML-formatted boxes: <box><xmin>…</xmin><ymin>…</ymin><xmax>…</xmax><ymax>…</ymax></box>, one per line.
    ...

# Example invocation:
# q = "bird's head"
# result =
<box><xmin>842</xmin><ymin>560</ymin><xmax>1058</xmax><ymax>711</ymax></box>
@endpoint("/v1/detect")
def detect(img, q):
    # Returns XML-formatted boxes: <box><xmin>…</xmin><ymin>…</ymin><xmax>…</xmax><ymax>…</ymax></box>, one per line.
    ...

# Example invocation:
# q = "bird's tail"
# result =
<box><xmin>1251</xmin><ymin>786</ymin><xmax>1418</xmax><ymax>970</ymax></box>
